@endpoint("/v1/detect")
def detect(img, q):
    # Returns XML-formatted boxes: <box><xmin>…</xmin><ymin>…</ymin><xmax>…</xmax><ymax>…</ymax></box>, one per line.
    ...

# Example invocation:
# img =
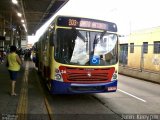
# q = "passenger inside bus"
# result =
<box><xmin>99</xmin><ymin>55</ymin><xmax>106</xmax><ymax>65</ymax></box>
<box><xmin>105</xmin><ymin>52</ymin><xmax>113</xmax><ymax>63</ymax></box>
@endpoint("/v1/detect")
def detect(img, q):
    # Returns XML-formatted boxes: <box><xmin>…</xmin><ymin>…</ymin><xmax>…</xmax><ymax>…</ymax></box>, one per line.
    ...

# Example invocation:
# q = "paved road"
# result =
<box><xmin>46</xmin><ymin>74</ymin><xmax>160</xmax><ymax>120</ymax></box>
<box><xmin>94</xmin><ymin>75</ymin><xmax>160</xmax><ymax>114</ymax></box>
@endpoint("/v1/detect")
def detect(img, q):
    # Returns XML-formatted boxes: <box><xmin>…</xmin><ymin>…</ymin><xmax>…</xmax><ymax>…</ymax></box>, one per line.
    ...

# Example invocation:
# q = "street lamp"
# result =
<box><xmin>17</xmin><ymin>12</ymin><xmax>22</xmax><ymax>17</ymax></box>
<box><xmin>12</xmin><ymin>0</ymin><xmax>18</xmax><ymax>4</ymax></box>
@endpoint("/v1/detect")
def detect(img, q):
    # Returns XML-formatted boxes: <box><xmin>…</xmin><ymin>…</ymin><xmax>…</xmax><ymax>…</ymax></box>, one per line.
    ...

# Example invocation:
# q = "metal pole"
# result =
<box><xmin>10</xmin><ymin>12</ymin><xmax>13</xmax><ymax>46</ymax></box>
<box><xmin>140</xmin><ymin>45</ymin><xmax>144</xmax><ymax>72</ymax></box>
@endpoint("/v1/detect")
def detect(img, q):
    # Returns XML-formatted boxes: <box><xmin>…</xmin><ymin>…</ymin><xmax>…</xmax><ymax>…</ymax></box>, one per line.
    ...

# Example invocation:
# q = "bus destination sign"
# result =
<box><xmin>57</xmin><ymin>16</ymin><xmax>117</xmax><ymax>32</ymax></box>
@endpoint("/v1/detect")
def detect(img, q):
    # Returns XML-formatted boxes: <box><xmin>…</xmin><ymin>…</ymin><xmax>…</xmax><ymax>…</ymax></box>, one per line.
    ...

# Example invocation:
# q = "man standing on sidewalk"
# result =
<box><xmin>7</xmin><ymin>46</ymin><xmax>22</xmax><ymax>96</ymax></box>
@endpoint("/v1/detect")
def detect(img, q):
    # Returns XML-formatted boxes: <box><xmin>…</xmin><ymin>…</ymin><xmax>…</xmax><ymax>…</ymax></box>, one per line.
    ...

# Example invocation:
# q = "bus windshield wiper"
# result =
<box><xmin>100</xmin><ymin>30</ymin><xmax>107</xmax><ymax>39</ymax></box>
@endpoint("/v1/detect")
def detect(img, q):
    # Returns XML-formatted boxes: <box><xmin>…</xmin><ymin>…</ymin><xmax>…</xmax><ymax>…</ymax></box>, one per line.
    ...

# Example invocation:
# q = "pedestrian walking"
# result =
<box><xmin>6</xmin><ymin>46</ymin><xmax>22</xmax><ymax>96</ymax></box>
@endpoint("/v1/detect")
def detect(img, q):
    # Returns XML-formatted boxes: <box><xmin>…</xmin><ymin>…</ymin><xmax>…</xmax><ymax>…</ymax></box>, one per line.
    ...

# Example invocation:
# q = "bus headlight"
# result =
<box><xmin>112</xmin><ymin>73</ymin><xmax>117</xmax><ymax>80</ymax></box>
<box><xmin>55</xmin><ymin>74</ymin><xmax>61</xmax><ymax>80</ymax></box>
<box><xmin>55</xmin><ymin>68</ymin><xmax>59</xmax><ymax>73</ymax></box>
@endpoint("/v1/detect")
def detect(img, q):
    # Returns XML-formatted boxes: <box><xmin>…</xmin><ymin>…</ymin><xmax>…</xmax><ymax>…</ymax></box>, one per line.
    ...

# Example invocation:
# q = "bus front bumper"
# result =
<box><xmin>50</xmin><ymin>80</ymin><xmax>118</xmax><ymax>94</ymax></box>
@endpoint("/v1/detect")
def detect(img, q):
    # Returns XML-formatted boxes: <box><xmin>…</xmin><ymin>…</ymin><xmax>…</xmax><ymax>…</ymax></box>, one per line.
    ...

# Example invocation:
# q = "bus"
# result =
<box><xmin>35</xmin><ymin>15</ymin><xmax>119</xmax><ymax>94</ymax></box>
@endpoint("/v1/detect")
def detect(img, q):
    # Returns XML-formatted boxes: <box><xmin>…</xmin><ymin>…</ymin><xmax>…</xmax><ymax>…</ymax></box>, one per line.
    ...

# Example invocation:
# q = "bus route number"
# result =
<box><xmin>68</xmin><ymin>19</ymin><xmax>78</xmax><ymax>26</ymax></box>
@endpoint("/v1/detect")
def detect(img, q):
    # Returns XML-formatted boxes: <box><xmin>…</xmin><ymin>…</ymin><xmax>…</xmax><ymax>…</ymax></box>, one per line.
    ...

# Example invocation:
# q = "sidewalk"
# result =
<box><xmin>119</xmin><ymin>65</ymin><xmax>160</xmax><ymax>84</ymax></box>
<box><xmin>0</xmin><ymin>61</ymin><xmax>49</xmax><ymax>119</ymax></box>
<box><xmin>0</xmin><ymin>62</ymin><xmax>24</xmax><ymax>114</ymax></box>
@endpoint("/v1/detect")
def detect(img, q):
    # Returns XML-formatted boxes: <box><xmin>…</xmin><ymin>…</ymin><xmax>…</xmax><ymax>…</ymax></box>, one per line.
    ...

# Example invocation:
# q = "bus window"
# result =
<box><xmin>55</xmin><ymin>28</ymin><xmax>118</xmax><ymax>66</ymax></box>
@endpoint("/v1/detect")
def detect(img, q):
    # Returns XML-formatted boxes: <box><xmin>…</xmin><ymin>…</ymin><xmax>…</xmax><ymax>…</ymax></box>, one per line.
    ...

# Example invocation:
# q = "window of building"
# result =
<box><xmin>130</xmin><ymin>43</ymin><xmax>134</xmax><ymax>53</ymax></box>
<box><xmin>154</xmin><ymin>41</ymin><xmax>160</xmax><ymax>54</ymax></box>
<box><xmin>143</xmin><ymin>42</ymin><xmax>148</xmax><ymax>53</ymax></box>
<box><xmin>119</xmin><ymin>44</ymin><xmax>128</xmax><ymax>64</ymax></box>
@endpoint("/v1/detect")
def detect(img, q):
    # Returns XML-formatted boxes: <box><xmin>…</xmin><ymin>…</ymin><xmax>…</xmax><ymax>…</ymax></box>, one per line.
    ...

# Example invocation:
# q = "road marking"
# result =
<box><xmin>44</xmin><ymin>97</ymin><xmax>54</xmax><ymax>120</ymax></box>
<box><xmin>118</xmin><ymin>89</ymin><xmax>146</xmax><ymax>102</ymax></box>
<box><xmin>17</xmin><ymin>61</ymin><xmax>29</xmax><ymax>120</ymax></box>
<box><xmin>34</xmin><ymin>65</ymin><xmax>54</xmax><ymax>120</ymax></box>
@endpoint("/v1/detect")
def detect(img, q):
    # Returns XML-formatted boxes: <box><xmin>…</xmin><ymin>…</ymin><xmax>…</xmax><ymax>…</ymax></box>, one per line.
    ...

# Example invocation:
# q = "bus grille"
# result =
<box><xmin>68</xmin><ymin>73</ymin><xmax>108</xmax><ymax>81</ymax></box>
<box><xmin>59</xmin><ymin>66</ymin><xmax>115</xmax><ymax>83</ymax></box>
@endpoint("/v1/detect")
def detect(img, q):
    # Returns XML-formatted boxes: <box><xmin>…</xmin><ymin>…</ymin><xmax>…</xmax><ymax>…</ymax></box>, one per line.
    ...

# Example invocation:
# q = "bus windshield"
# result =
<box><xmin>54</xmin><ymin>28</ymin><xmax>118</xmax><ymax>66</ymax></box>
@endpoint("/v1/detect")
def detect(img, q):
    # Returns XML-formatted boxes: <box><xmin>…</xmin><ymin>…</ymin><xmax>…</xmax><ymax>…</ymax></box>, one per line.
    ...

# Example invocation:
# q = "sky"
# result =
<box><xmin>28</xmin><ymin>0</ymin><xmax>160</xmax><ymax>44</ymax></box>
